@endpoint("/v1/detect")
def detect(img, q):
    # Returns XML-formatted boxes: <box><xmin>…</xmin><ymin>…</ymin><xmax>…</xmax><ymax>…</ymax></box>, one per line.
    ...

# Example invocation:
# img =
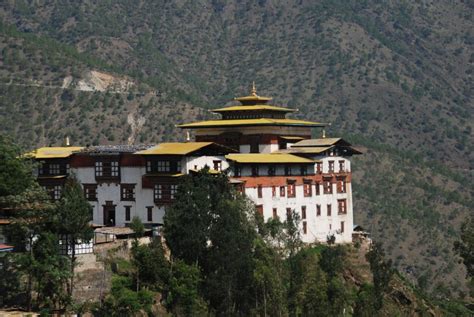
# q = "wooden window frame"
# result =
<box><xmin>267</xmin><ymin>165</ymin><xmax>276</xmax><ymax>176</ymax></box>
<box><xmin>251</xmin><ymin>165</ymin><xmax>259</xmax><ymax>177</ymax></box>
<box><xmin>83</xmin><ymin>184</ymin><xmax>98</xmax><ymax>201</ymax></box>
<box><xmin>339</xmin><ymin>160</ymin><xmax>345</xmax><ymax>172</ymax></box>
<box><xmin>213</xmin><ymin>160</ymin><xmax>222</xmax><ymax>171</ymax></box>
<box><xmin>303</xmin><ymin>182</ymin><xmax>312</xmax><ymax>197</ymax></box>
<box><xmin>154</xmin><ymin>183</ymin><xmax>178</xmax><ymax>203</ymax></box>
<box><xmin>328</xmin><ymin>160</ymin><xmax>335</xmax><ymax>173</ymax></box>
<box><xmin>272</xmin><ymin>208</ymin><xmax>278</xmax><ymax>219</ymax></box>
<box><xmin>340</xmin><ymin>221</ymin><xmax>345</xmax><ymax>233</ymax></box>
<box><xmin>95</xmin><ymin>158</ymin><xmax>120</xmax><ymax>180</ymax></box>
<box><xmin>316</xmin><ymin>162</ymin><xmax>322</xmax><ymax>174</ymax></box>
<box><xmin>300</xmin><ymin>165</ymin><xmax>308</xmax><ymax>176</ymax></box>
<box><xmin>302</xmin><ymin>221</ymin><xmax>307</xmax><ymax>234</ymax></box>
<box><xmin>280</xmin><ymin>186</ymin><xmax>286</xmax><ymax>197</ymax></box>
<box><xmin>315</xmin><ymin>182</ymin><xmax>320</xmax><ymax>196</ymax></box>
<box><xmin>272</xmin><ymin>186</ymin><xmax>276</xmax><ymax>197</ymax></box>
<box><xmin>125</xmin><ymin>206</ymin><xmax>131</xmax><ymax>222</ymax></box>
<box><xmin>286</xmin><ymin>207</ymin><xmax>292</xmax><ymax>220</ymax></box>
<box><xmin>338</xmin><ymin>199</ymin><xmax>347</xmax><ymax>215</ymax></box>
<box><xmin>234</xmin><ymin>166</ymin><xmax>241</xmax><ymax>177</ymax></box>
<box><xmin>257</xmin><ymin>185</ymin><xmax>263</xmax><ymax>198</ymax></box>
<box><xmin>316</xmin><ymin>204</ymin><xmax>321</xmax><ymax>216</ymax></box>
<box><xmin>287</xmin><ymin>183</ymin><xmax>296</xmax><ymax>198</ymax></box>
<box><xmin>120</xmin><ymin>184</ymin><xmax>136</xmax><ymax>201</ymax></box>
<box><xmin>337</xmin><ymin>177</ymin><xmax>346</xmax><ymax>193</ymax></box>
<box><xmin>301</xmin><ymin>206</ymin><xmax>306</xmax><ymax>219</ymax></box>
<box><xmin>256</xmin><ymin>205</ymin><xmax>264</xmax><ymax>216</ymax></box>
<box><xmin>327</xmin><ymin>204</ymin><xmax>332</xmax><ymax>217</ymax></box>
<box><xmin>323</xmin><ymin>178</ymin><xmax>333</xmax><ymax>194</ymax></box>
<box><xmin>147</xmin><ymin>206</ymin><xmax>153</xmax><ymax>222</ymax></box>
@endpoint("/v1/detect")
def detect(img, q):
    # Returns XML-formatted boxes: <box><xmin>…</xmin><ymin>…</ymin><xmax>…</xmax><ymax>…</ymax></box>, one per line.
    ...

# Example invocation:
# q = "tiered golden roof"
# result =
<box><xmin>178</xmin><ymin>83</ymin><xmax>327</xmax><ymax>129</ymax></box>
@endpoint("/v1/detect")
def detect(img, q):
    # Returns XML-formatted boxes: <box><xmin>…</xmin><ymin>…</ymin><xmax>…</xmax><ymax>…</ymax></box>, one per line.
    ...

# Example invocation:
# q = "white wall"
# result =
<box><xmin>184</xmin><ymin>156</ymin><xmax>229</xmax><ymax>172</ymax></box>
<box><xmin>245</xmin><ymin>182</ymin><xmax>352</xmax><ymax>243</ymax></box>
<box><xmin>73</xmin><ymin>166</ymin><xmax>165</xmax><ymax>227</ymax></box>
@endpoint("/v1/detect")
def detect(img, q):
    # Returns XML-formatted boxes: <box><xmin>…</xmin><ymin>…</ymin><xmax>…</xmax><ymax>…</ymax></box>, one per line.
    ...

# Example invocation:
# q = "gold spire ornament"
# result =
<box><xmin>251</xmin><ymin>81</ymin><xmax>257</xmax><ymax>96</ymax></box>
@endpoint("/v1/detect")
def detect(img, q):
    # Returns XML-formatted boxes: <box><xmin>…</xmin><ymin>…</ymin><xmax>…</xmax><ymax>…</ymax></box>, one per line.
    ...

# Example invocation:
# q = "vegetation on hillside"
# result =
<box><xmin>0</xmin><ymin>0</ymin><xmax>472</xmax><ymax>300</ymax></box>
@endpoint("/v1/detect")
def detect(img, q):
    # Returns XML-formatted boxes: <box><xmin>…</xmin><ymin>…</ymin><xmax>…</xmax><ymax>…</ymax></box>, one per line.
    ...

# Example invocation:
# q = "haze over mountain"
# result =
<box><xmin>0</xmin><ymin>0</ymin><xmax>472</xmax><ymax>298</ymax></box>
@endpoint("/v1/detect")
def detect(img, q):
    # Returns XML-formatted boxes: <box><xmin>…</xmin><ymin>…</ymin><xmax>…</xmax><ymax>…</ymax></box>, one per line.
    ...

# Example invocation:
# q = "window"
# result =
<box><xmin>272</xmin><ymin>208</ymin><xmax>278</xmax><ymax>219</ymax></box>
<box><xmin>256</xmin><ymin>205</ymin><xmax>263</xmax><ymax>216</ymax></box>
<box><xmin>49</xmin><ymin>164</ymin><xmax>60</xmax><ymax>175</ymax></box>
<box><xmin>327</xmin><ymin>204</ymin><xmax>332</xmax><ymax>217</ymax></box>
<box><xmin>257</xmin><ymin>185</ymin><xmax>263</xmax><ymax>198</ymax></box>
<box><xmin>286</xmin><ymin>208</ymin><xmax>292</xmax><ymax>220</ymax></box>
<box><xmin>213</xmin><ymin>160</ymin><xmax>222</xmax><ymax>171</ymax></box>
<box><xmin>284</xmin><ymin>166</ymin><xmax>292</xmax><ymax>176</ymax></box>
<box><xmin>146</xmin><ymin>160</ymin><xmax>180</xmax><ymax>173</ymax></box>
<box><xmin>280</xmin><ymin>186</ymin><xmax>286</xmax><ymax>197</ymax></box>
<box><xmin>337</xmin><ymin>177</ymin><xmax>346</xmax><ymax>193</ymax></box>
<box><xmin>302</xmin><ymin>221</ymin><xmax>307</xmax><ymax>234</ymax></box>
<box><xmin>83</xmin><ymin>184</ymin><xmax>97</xmax><ymax>201</ymax></box>
<box><xmin>146</xmin><ymin>161</ymin><xmax>152</xmax><ymax>172</ymax></box>
<box><xmin>328</xmin><ymin>161</ymin><xmax>335</xmax><ymax>173</ymax></box>
<box><xmin>272</xmin><ymin>186</ymin><xmax>276</xmax><ymax>197</ymax></box>
<box><xmin>339</xmin><ymin>160</ymin><xmax>345</xmax><ymax>172</ymax></box>
<box><xmin>234</xmin><ymin>166</ymin><xmax>241</xmax><ymax>177</ymax></box>
<box><xmin>315</xmin><ymin>183</ymin><xmax>320</xmax><ymax>195</ymax></box>
<box><xmin>125</xmin><ymin>206</ymin><xmax>131</xmax><ymax>221</ymax></box>
<box><xmin>323</xmin><ymin>178</ymin><xmax>333</xmax><ymax>194</ymax></box>
<box><xmin>316</xmin><ymin>162</ymin><xmax>322</xmax><ymax>174</ymax></box>
<box><xmin>340</xmin><ymin>221</ymin><xmax>345</xmax><ymax>233</ymax></box>
<box><xmin>251</xmin><ymin>165</ymin><xmax>259</xmax><ymax>176</ymax></box>
<box><xmin>147</xmin><ymin>207</ymin><xmax>153</xmax><ymax>222</ymax></box>
<box><xmin>338</xmin><ymin>199</ymin><xmax>347</xmax><ymax>214</ymax></box>
<box><xmin>154</xmin><ymin>184</ymin><xmax>178</xmax><ymax>202</ymax></box>
<box><xmin>301</xmin><ymin>206</ymin><xmax>306</xmax><ymax>219</ymax></box>
<box><xmin>95</xmin><ymin>160</ymin><xmax>119</xmax><ymax>178</ymax></box>
<box><xmin>303</xmin><ymin>182</ymin><xmax>312</xmax><ymax>197</ymax></box>
<box><xmin>287</xmin><ymin>183</ymin><xmax>296</xmax><ymax>197</ymax></box>
<box><xmin>157</xmin><ymin>161</ymin><xmax>170</xmax><ymax>172</ymax></box>
<box><xmin>45</xmin><ymin>185</ymin><xmax>62</xmax><ymax>200</ymax></box>
<box><xmin>268</xmin><ymin>166</ymin><xmax>276</xmax><ymax>176</ymax></box>
<box><xmin>316</xmin><ymin>204</ymin><xmax>321</xmax><ymax>216</ymax></box>
<box><xmin>121</xmin><ymin>184</ymin><xmax>135</xmax><ymax>201</ymax></box>
<box><xmin>300</xmin><ymin>165</ymin><xmax>307</xmax><ymax>176</ymax></box>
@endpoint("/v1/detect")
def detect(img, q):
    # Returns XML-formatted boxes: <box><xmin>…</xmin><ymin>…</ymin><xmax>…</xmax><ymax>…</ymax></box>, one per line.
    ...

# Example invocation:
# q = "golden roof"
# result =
<box><xmin>212</xmin><ymin>105</ymin><xmax>296</xmax><ymax>113</ymax></box>
<box><xmin>177</xmin><ymin>118</ymin><xmax>326</xmax><ymax>129</ymax></box>
<box><xmin>291</xmin><ymin>138</ymin><xmax>343</xmax><ymax>147</ymax></box>
<box><xmin>276</xmin><ymin>146</ymin><xmax>333</xmax><ymax>154</ymax></box>
<box><xmin>226</xmin><ymin>153</ymin><xmax>314</xmax><ymax>164</ymax></box>
<box><xmin>136</xmin><ymin>142</ymin><xmax>215</xmax><ymax>155</ymax></box>
<box><xmin>234</xmin><ymin>82</ymin><xmax>272</xmax><ymax>103</ymax></box>
<box><xmin>26</xmin><ymin>146</ymin><xmax>84</xmax><ymax>159</ymax></box>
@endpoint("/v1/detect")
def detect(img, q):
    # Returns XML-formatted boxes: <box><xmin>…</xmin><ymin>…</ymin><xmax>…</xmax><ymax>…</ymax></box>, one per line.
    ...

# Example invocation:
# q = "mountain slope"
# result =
<box><xmin>0</xmin><ymin>0</ymin><xmax>472</xmax><ymax>298</ymax></box>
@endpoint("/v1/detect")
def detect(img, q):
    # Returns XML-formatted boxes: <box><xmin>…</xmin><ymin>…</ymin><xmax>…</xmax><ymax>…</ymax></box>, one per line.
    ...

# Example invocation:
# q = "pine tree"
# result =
<box><xmin>55</xmin><ymin>176</ymin><xmax>93</xmax><ymax>298</ymax></box>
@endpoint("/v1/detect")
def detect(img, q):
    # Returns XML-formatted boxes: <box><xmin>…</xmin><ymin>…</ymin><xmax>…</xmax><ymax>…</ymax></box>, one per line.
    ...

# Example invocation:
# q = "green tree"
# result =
<box><xmin>366</xmin><ymin>243</ymin><xmax>394</xmax><ymax>310</ymax></box>
<box><xmin>0</xmin><ymin>134</ymin><xmax>35</xmax><ymax>198</ymax></box>
<box><xmin>131</xmin><ymin>239</ymin><xmax>170</xmax><ymax>292</ymax></box>
<box><xmin>166</xmin><ymin>260</ymin><xmax>207</xmax><ymax>316</ymax></box>
<box><xmin>55</xmin><ymin>176</ymin><xmax>93</xmax><ymax>298</ymax></box>
<box><xmin>297</xmin><ymin>253</ymin><xmax>330</xmax><ymax>317</ymax></box>
<box><xmin>253</xmin><ymin>237</ymin><xmax>286</xmax><ymax>317</ymax></box>
<box><xmin>164</xmin><ymin>169</ymin><xmax>257</xmax><ymax>315</ymax></box>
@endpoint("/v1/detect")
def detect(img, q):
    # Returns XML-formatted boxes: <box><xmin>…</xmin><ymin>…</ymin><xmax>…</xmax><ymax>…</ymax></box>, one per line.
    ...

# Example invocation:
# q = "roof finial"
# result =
<box><xmin>322</xmin><ymin>129</ymin><xmax>326</xmax><ymax>139</ymax></box>
<box><xmin>251</xmin><ymin>81</ymin><xmax>257</xmax><ymax>96</ymax></box>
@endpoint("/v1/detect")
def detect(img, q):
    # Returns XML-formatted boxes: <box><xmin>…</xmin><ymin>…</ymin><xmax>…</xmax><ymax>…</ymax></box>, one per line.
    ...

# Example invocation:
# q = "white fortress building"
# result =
<box><xmin>26</xmin><ymin>85</ymin><xmax>361</xmax><ymax>244</ymax></box>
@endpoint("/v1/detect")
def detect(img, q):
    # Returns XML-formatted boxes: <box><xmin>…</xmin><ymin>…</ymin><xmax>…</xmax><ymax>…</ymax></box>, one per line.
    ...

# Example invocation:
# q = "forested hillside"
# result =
<box><xmin>0</xmin><ymin>0</ymin><xmax>472</xmax><ymax>299</ymax></box>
